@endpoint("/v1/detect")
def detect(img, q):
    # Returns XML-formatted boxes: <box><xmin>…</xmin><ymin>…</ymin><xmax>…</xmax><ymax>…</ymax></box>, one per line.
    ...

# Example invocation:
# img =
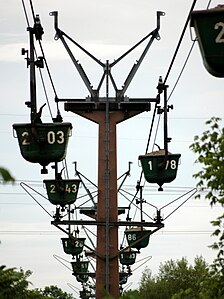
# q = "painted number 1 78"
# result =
<box><xmin>148</xmin><ymin>160</ymin><xmax>177</xmax><ymax>170</ymax></box>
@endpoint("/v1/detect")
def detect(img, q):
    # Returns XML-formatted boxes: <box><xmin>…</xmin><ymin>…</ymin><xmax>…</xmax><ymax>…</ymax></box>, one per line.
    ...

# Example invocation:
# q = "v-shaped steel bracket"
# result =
<box><xmin>50</xmin><ymin>11</ymin><xmax>165</xmax><ymax>100</ymax></box>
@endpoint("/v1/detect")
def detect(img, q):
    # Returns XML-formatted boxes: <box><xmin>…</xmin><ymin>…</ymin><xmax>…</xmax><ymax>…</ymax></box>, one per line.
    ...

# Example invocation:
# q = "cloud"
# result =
<box><xmin>0</xmin><ymin>38</ymin><xmax>144</xmax><ymax>63</ymax></box>
<box><xmin>0</xmin><ymin>43</ymin><xmax>25</xmax><ymax>62</ymax></box>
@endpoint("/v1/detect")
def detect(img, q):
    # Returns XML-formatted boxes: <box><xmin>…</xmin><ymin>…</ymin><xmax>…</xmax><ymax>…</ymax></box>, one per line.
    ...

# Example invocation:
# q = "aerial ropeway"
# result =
<box><xmin>12</xmin><ymin>6</ymin><xmax>186</xmax><ymax>297</ymax></box>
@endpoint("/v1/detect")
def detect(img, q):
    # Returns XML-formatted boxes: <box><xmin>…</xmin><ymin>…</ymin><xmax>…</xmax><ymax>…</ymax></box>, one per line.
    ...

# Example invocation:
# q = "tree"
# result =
<box><xmin>138</xmin><ymin>256</ymin><xmax>210</xmax><ymax>299</ymax></box>
<box><xmin>0</xmin><ymin>265</ymin><xmax>75</xmax><ymax>299</ymax></box>
<box><xmin>0</xmin><ymin>265</ymin><xmax>32</xmax><ymax>299</ymax></box>
<box><xmin>190</xmin><ymin>117</ymin><xmax>224</xmax><ymax>295</ymax></box>
<box><xmin>120</xmin><ymin>289</ymin><xmax>141</xmax><ymax>299</ymax></box>
<box><xmin>0</xmin><ymin>167</ymin><xmax>15</xmax><ymax>183</ymax></box>
<box><xmin>41</xmin><ymin>285</ymin><xmax>74</xmax><ymax>299</ymax></box>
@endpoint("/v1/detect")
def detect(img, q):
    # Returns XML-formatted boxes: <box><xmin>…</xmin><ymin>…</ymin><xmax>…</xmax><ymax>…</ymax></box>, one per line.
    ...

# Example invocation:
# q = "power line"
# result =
<box><xmin>0</xmin><ymin>230</ymin><xmax>214</xmax><ymax>236</ymax></box>
<box><xmin>20</xmin><ymin>0</ymin><xmax>60</xmax><ymax>121</ymax></box>
<box><xmin>163</xmin><ymin>0</ymin><xmax>197</xmax><ymax>85</ymax></box>
<box><xmin>21</xmin><ymin>0</ymin><xmax>30</xmax><ymax>27</ymax></box>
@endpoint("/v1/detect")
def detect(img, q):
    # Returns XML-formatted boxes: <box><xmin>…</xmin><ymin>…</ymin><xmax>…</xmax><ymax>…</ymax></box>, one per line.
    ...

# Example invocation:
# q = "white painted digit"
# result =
<box><xmin>165</xmin><ymin>160</ymin><xmax>170</xmax><ymax>170</ymax></box>
<box><xmin>215</xmin><ymin>22</ymin><xmax>224</xmax><ymax>43</ymax></box>
<box><xmin>71</xmin><ymin>184</ymin><xmax>77</xmax><ymax>193</ymax></box>
<box><xmin>65</xmin><ymin>184</ymin><xmax>71</xmax><ymax>193</ymax></box>
<box><xmin>57</xmin><ymin>131</ymin><xmax>65</xmax><ymax>144</ymax></box>
<box><xmin>170</xmin><ymin>160</ymin><xmax>177</xmax><ymax>169</ymax></box>
<box><xmin>47</xmin><ymin>131</ymin><xmax>55</xmax><ymax>144</ymax></box>
<box><xmin>21</xmin><ymin>131</ymin><xmax>30</xmax><ymax>145</ymax></box>
<box><xmin>50</xmin><ymin>184</ymin><xmax>56</xmax><ymax>193</ymax></box>
<box><xmin>148</xmin><ymin>160</ymin><xmax>153</xmax><ymax>170</ymax></box>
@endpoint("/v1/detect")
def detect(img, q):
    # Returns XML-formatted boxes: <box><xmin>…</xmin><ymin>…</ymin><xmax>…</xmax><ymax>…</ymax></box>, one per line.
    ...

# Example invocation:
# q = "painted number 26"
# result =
<box><xmin>215</xmin><ymin>22</ymin><xmax>224</xmax><ymax>43</ymax></box>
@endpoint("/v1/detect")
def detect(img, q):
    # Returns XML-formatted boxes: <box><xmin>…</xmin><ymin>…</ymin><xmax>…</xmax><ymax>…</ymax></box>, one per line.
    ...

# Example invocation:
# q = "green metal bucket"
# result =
<box><xmin>44</xmin><ymin>179</ymin><xmax>81</xmax><ymax>206</ymax></box>
<box><xmin>139</xmin><ymin>150</ymin><xmax>181</xmax><ymax>188</ymax></box>
<box><xmin>119</xmin><ymin>250</ymin><xmax>137</xmax><ymax>265</ymax></box>
<box><xmin>61</xmin><ymin>237</ymin><xmax>85</xmax><ymax>256</ymax></box>
<box><xmin>190</xmin><ymin>7</ymin><xmax>224</xmax><ymax>77</ymax></box>
<box><xmin>76</xmin><ymin>274</ymin><xmax>89</xmax><ymax>283</ymax></box>
<box><xmin>71</xmin><ymin>261</ymin><xmax>89</xmax><ymax>274</ymax></box>
<box><xmin>125</xmin><ymin>228</ymin><xmax>151</xmax><ymax>250</ymax></box>
<box><xmin>13</xmin><ymin>122</ymin><xmax>72</xmax><ymax>166</ymax></box>
<box><xmin>79</xmin><ymin>290</ymin><xmax>91</xmax><ymax>299</ymax></box>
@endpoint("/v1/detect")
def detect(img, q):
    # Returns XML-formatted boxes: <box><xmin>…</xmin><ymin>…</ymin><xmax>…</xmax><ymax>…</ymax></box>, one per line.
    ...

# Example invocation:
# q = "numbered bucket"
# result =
<box><xmin>125</xmin><ymin>228</ymin><xmax>151</xmax><ymax>250</ymax></box>
<box><xmin>61</xmin><ymin>237</ymin><xmax>85</xmax><ymax>256</ymax></box>
<box><xmin>190</xmin><ymin>6</ymin><xmax>224</xmax><ymax>77</ymax></box>
<box><xmin>139</xmin><ymin>150</ymin><xmax>181</xmax><ymax>190</ymax></box>
<box><xmin>79</xmin><ymin>290</ymin><xmax>91</xmax><ymax>299</ymax></box>
<box><xmin>44</xmin><ymin>179</ymin><xmax>81</xmax><ymax>206</ymax></box>
<box><xmin>76</xmin><ymin>274</ymin><xmax>89</xmax><ymax>283</ymax></box>
<box><xmin>119</xmin><ymin>250</ymin><xmax>137</xmax><ymax>265</ymax></box>
<box><xmin>119</xmin><ymin>272</ymin><xmax>129</xmax><ymax>285</ymax></box>
<box><xmin>72</xmin><ymin>261</ymin><xmax>89</xmax><ymax>284</ymax></box>
<box><xmin>13</xmin><ymin>122</ymin><xmax>72</xmax><ymax>166</ymax></box>
<box><xmin>71</xmin><ymin>261</ymin><xmax>89</xmax><ymax>274</ymax></box>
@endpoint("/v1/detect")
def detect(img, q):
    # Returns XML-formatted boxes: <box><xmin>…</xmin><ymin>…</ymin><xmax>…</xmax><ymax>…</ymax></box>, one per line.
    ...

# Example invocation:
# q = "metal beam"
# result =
<box><xmin>51</xmin><ymin>220</ymin><xmax>164</xmax><ymax>228</ymax></box>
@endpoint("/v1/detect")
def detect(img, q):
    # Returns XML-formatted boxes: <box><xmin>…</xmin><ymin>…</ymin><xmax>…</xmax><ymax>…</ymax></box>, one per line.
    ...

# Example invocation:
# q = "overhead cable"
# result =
<box><xmin>163</xmin><ymin>0</ymin><xmax>198</xmax><ymax>85</ymax></box>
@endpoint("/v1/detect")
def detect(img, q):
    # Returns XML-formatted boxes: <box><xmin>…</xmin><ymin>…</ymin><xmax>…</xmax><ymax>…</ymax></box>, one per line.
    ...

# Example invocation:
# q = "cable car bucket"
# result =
<box><xmin>44</xmin><ymin>178</ymin><xmax>81</xmax><ymax>206</ymax></box>
<box><xmin>71</xmin><ymin>260</ymin><xmax>89</xmax><ymax>276</ymax></box>
<box><xmin>119</xmin><ymin>248</ymin><xmax>137</xmax><ymax>265</ymax></box>
<box><xmin>61</xmin><ymin>237</ymin><xmax>86</xmax><ymax>257</ymax></box>
<box><xmin>13</xmin><ymin>122</ymin><xmax>72</xmax><ymax>173</ymax></box>
<box><xmin>190</xmin><ymin>5</ymin><xmax>224</xmax><ymax>77</ymax></box>
<box><xmin>139</xmin><ymin>150</ymin><xmax>181</xmax><ymax>191</ymax></box>
<box><xmin>125</xmin><ymin>227</ymin><xmax>151</xmax><ymax>251</ymax></box>
<box><xmin>139</xmin><ymin>81</ymin><xmax>181</xmax><ymax>190</ymax></box>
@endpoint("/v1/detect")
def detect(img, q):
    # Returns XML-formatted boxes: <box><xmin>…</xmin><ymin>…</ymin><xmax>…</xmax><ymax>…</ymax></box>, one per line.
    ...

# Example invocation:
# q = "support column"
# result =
<box><xmin>96</xmin><ymin>111</ymin><xmax>120</xmax><ymax>298</ymax></box>
<box><xmin>75</xmin><ymin>111</ymin><xmax>125</xmax><ymax>298</ymax></box>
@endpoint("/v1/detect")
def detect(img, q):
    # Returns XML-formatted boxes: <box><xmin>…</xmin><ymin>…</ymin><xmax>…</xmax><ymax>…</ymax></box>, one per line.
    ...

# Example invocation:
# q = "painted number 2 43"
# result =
<box><xmin>215</xmin><ymin>22</ymin><xmax>224</xmax><ymax>43</ymax></box>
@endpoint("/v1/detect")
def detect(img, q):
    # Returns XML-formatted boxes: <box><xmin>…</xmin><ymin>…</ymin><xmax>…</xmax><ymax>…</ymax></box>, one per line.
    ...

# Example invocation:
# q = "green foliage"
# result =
<box><xmin>138</xmin><ymin>256</ymin><xmax>210</xmax><ymax>299</ymax></box>
<box><xmin>103</xmin><ymin>289</ymin><xmax>141</xmax><ymax>299</ymax></box>
<box><xmin>0</xmin><ymin>167</ymin><xmax>15</xmax><ymax>183</ymax></box>
<box><xmin>190</xmin><ymin>117</ymin><xmax>224</xmax><ymax>291</ymax></box>
<box><xmin>190</xmin><ymin>117</ymin><xmax>224</xmax><ymax>205</ymax></box>
<box><xmin>171</xmin><ymin>288</ymin><xmax>200</xmax><ymax>299</ymax></box>
<box><xmin>41</xmin><ymin>285</ymin><xmax>74</xmax><ymax>299</ymax></box>
<box><xmin>0</xmin><ymin>265</ymin><xmax>75</xmax><ymax>299</ymax></box>
<box><xmin>120</xmin><ymin>289</ymin><xmax>141</xmax><ymax>299</ymax></box>
<box><xmin>0</xmin><ymin>265</ymin><xmax>32</xmax><ymax>299</ymax></box>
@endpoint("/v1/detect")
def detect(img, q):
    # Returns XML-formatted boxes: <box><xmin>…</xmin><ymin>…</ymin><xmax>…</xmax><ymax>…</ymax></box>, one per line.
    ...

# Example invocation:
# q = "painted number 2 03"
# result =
<box><xmin>21</xmin><ymin>130</ymin><xmax>65</xmax><ymax>145</ymax></box>
<box><xmin>215</xmin><ymin>22</ymin><xmax>224</xmax><ymax>43</ymax></box>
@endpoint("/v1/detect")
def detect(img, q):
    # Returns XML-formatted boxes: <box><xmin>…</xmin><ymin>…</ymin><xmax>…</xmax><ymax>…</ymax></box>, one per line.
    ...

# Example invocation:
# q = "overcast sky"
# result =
<box><xmin>0</xmin><ymin>0</ymin><xmax>224</xmax><ymax>297</ymax></box>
